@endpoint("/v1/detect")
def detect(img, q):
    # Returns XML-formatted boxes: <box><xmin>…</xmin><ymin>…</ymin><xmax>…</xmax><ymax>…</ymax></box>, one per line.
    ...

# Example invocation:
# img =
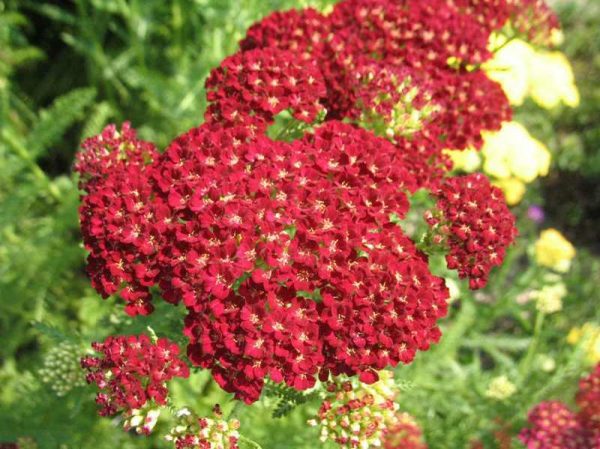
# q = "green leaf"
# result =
<box><xmin>27</xmin><ymin>87</ymin><xmax>97</xmax><ymax>158</ymax></box>
<box><xmin>80</xmin><ymin>101</ymin><xmax>113</xmax><ymax>139</ymax></box>
<box><xmin>297</xmin><ymin>288</ymin><xmax>322</xmax><ymax>303</ymax></box>
<box><xmin>31</xmin><ymin>321</ymin><xmax>74</xmax><ymax>343</ymax></box>
<box><xmin>356</xmin><ymin>248</ymin><xmax>369</xmax><ymax>259</ymax></box>
<box><xmin>390</xmin><ymin>212</ymin><xmax>402</xmax><ymax>225</ymax></box>
<box><xmin>283</xmin><ymin>224</ymin><xmax>297</xmax><ymax>239</ymax></box>
<box><xmin>232</xmin><ymin>272</ymin><xmax>252</xmax><ymax>293</ymax></box>
<box><xmin>263</xmin><ymin>382</ymin><xmax>316</xmax><ymax>419</ymax></box>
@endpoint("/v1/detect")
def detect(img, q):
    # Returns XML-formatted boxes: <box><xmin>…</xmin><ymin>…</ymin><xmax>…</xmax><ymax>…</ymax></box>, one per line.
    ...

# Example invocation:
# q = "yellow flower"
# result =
<box><xmin>485</xmin><ymin>376</ymin><xmax>517</xmax><ymax>400</ymax></box>
<box><xmin>482</xmin><ymin>121</ymin><xmax>551</xmax><ymax>183</ymax></box>
<box><xmin>567</xmin><ymin>323</ymin><xmax>600</xmax><ymax>364</ymax></box>
<box><xmin>493</xmin><ymin>177</ymin><xmax>526</xmax><ymax>205</ymax></box>
<box><xmin>484</xmin><ymin>36</ymin><xmax>535</xmax><ymax>106</ymax></box>
<box><xmin>445</xmin><ymin>148</ymin><xmax>481</xmax><ymax>173</ymax></box>
<box><xmin>528</xmin><ymin>51</ymin><xmax>580</xmax><ymax>109</ymax></box>
<box><xmin>532</xmin><ymin>283</ymin><xmax>567</xmax><ymax>315</ymax></box>
<box><xmin>534</xmin><ymin>229</ymin><xmax>576</xmax><ymax>272</ymax></box>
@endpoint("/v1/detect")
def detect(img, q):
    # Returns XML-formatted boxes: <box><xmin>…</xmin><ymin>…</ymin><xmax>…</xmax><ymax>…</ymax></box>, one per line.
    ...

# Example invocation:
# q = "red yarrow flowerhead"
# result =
<box><xmin>240</xmin><ymin>7</ymin><xmax>330</xmax><ymax>60</ymax></box>
<box><xmin>236</xmin><ymin>0</ymin><xmax>515</xmax><ymax>193</ymax></box>
<box><xmin>205</xmin><ymin>47</ymin><xmax>326</xmax><ymax>133</ymax></box>
<box><xmin>328</xmin><ymin>0</ymin><xmax>493</xmax><ymax>69</ymax></box>
<box><xmin>426</xmin><ymin>173</ymin><xmax>517</xmax><ymax>289</ymax></box>
<box><xmin>75</xmin><ymin>123</ymin><xmax>161</xmax><ymax>316</ymax></box>
<box><xmin>81</xmin><ymin>334</ymin><xmax>189</xmax><ymax>416</ymax></box>
<box><xmin>577</xmin><ymin>364</ymin><xmax>600</xmax><ymax>434</ymax></box>
<box><xmin>76</xmin><ymin>120</ymin><xmax>450</xmax><ymax>404</ymax></box>
<box><xmin>519</xmin><ymin>401</ymin><xmax>597</xmax><ymax>449</ymax></box>
<box><xmin>168</xmin><ymin>121</ymin><xmax>448</xmax><ymax>403</ymax></box>
<box><xmin>451</xmin><ymin>0</ymin><xmax>560</xmax><ymax>45</ymax></box>
<box><xmin>74</xmin><ymin>121</ymin><xmax>158</xmax><ymax>191</ymax></box>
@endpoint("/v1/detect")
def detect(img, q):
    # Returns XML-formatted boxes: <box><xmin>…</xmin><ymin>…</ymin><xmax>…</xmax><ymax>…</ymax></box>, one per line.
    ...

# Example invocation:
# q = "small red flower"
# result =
<box><xmin>81</xmin><ymin>334</ymin><xmax>189</xmax><ymax>416</ymax></box>
<box><xmin>519</xmin><ymin>401</ymin><xmax>596</xmax><ymax>449</ymax></box>
<box><xmin>427</xmin><ymin>173</ymin><xmax>517</xmax><ymax>289</ymax></box>
<box><xmin>205</xmin><ymin>47</ymin><xmax>326</xmax><ymax>132</ymax></box>
<box><xmin>577</xmin><ymin>364</ymin><xmax>600</xmax><ymax>433</ymax></box>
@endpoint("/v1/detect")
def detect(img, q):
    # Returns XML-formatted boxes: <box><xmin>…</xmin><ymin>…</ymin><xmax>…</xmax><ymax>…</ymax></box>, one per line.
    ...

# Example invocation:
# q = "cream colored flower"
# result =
<box><xmin>532</xmin><ymin>283</ymin><xmax>567</xmax><ymax>314</ymax></box>
<box><xmin>485</xmin><ymin>376</ymin><xmax>517</xmax><ymax>400</ymax></box>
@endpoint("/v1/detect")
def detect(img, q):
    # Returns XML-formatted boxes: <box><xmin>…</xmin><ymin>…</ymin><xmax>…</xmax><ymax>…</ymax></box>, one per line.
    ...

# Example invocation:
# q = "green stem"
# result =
<box><xmin>2</xmin><ymin>130</ymin><xmax>61</xmax><ymax>202</ymax></box>
<box><xmin>226</xmin><ymin>399</ymin><xmax>243</xmax><ymax>420</ymax></box>
<box><xmin>519</xmin><ymin>311</ymin><xmax>545</xmax><ymax>380</ymax></box>
<box><xmin>491</xmin><ymin>244</ymin><xmax>523</xmax><ymax>290</ymax></box>
<box><xmin>238</xmin><ymin>435</ymin><xmax>264</xmax><ymax>449</ymax></box>
<box><xmin>434</xmin><ymin>298</ymin><xmax>476</xmax><ymax>360</ymax></box>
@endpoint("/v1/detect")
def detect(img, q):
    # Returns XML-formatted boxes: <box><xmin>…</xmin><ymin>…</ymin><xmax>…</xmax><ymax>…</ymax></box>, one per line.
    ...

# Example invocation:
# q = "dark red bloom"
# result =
<box><xmin>76</xmin><ymin>123</ymin><xmax>161</xmax><ymax>315</ymax></box>
<box><xmin>427</xmin><ymin>173</ymin><xmax>517</xmax><ymax>289</ymax></box>
<box><xmin>81</xmin><ymin>334</ymin><xmax>189</xmax><ymax>416</ymax></box>
<box><xmin>452</xmin><ymin>0</ymin><xmax>560</xmax><ymax>45</ymax></box>
<box><xmin>76</xmin><ymin>0</ymin><xmax>552</xmax><ymax>405</ymax></box>
<box><xmin>205</xmin><ymin>47</ymin><xmax>326</xmax><ymax>133</ymax></box>
<box><xmin>165</xmin><ymin>121</ymin><xmax>448</xmax><ymax>403</ymax></box>
<box><xmin>577</xmin><ymin>364</ymin><xmax>600</xmax><ymax>434</ymax></box>
<box><xmin>519</xmin><ymin>401</ymin><xmax>597</xmax><ymax>449</ymax></box>
<box><xmin>240</xmin><ymin>7</ymin><xmax>330</xmax><ymax>60</ymax></box>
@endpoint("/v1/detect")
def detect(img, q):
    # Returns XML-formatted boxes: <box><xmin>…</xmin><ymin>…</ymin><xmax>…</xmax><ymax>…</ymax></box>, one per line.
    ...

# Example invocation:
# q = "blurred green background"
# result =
<box><xmin>0</xmin><ymin>0</ymin><xmax>598</xmax><ymax>448</ymax></box>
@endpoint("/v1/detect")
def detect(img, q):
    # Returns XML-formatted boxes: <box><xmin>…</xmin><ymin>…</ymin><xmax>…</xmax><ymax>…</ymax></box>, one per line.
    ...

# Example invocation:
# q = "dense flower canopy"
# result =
<box><xmin>74</xmin><ymin>0</ymin><xmax>560</xmax><ymax>405</ymax></box>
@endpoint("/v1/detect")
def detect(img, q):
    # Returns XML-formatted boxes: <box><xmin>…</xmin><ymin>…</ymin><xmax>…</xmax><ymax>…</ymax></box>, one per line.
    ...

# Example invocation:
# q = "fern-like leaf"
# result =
<box><xmin>263</xmin><ymin>382</ymin><xmax>316</xmax><ymax>418</ymax></box>
<box><xmin>80</xmin><ymin>101</ymin><xmax>113</xmax><ymax>139</ymax></box>
<box><xmin>27</xmin><ymin>87</ymin><xmax>97</xmax><ymax>158</ymax></box>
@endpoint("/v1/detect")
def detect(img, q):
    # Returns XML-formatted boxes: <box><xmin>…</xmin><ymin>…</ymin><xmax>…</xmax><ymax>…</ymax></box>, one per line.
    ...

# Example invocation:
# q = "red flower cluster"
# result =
<box><xmin>520</xmin><ymin>365</ymin><xmax>600</xmax><ymax>449</ymax></box>
<box><xmin>81</xmin><ymin>335</ymin><xmax>189</xmax><ymax>416</ymax></box>
<box><xmin>169</xmin><ymin>122</ymin><xmax>447</xmax><ymax>402</ymax></box>
<box><xmin>577</xmin><ymin>364</ymin><xmax>600</xmax><ymax>434</ymax></box>
<box><xmin>205</xmin><ymin>47</ymin><xmax>326</xmax><ymax>133</ymax></box>
<box><xmin>75</xmin><ymin>0</ymin><xmax>544</xmax><ymax>404</ymax></box>
<box><xmin>76</xmin><ymin>123</ymin><xmax>161</xmax><ymax>316</ymax></box>
<box><xmin>77</xmin><ymin>119</ymin><xmax>449</xmax><ymax>404</ymax></box>
<box><xmin>240</xmin><ymin>8</ymin><xmax>329</xmax><ymax>60</ymax></box>
<box><xmin>426</xmin><ymin>174</ymin><xmax>517</xmax><ymax>289</ymax></box>
<box><xmin>239</xmin><ymin>0</ymin><xmax>522</xmax><ymax>187</ymax></box>
<box><xmin>383</xmin><ymin>412</ymin><xmax>429</xmax><ymax>449</ymax></box>
<box><xmin>328</xmin><ymin>0</ymin><xmax>491</xmax><ymax>68</ymax></box>
<box><xmin>452</xmin><ymin>0</ymin><xmax>560</xmax><ymax>44</ymax></box>
<box><xmin>519</xmin><ymin>402</ymin><xmax>598</xmax><ymax>449</ymax></box>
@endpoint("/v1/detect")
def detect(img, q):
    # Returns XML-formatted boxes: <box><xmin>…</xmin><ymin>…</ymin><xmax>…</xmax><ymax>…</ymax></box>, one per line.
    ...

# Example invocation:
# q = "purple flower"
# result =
<box><xmin>527</xmin><ymin>205</ymin><xmax>545</xmax><ymax>224</ymax></box>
